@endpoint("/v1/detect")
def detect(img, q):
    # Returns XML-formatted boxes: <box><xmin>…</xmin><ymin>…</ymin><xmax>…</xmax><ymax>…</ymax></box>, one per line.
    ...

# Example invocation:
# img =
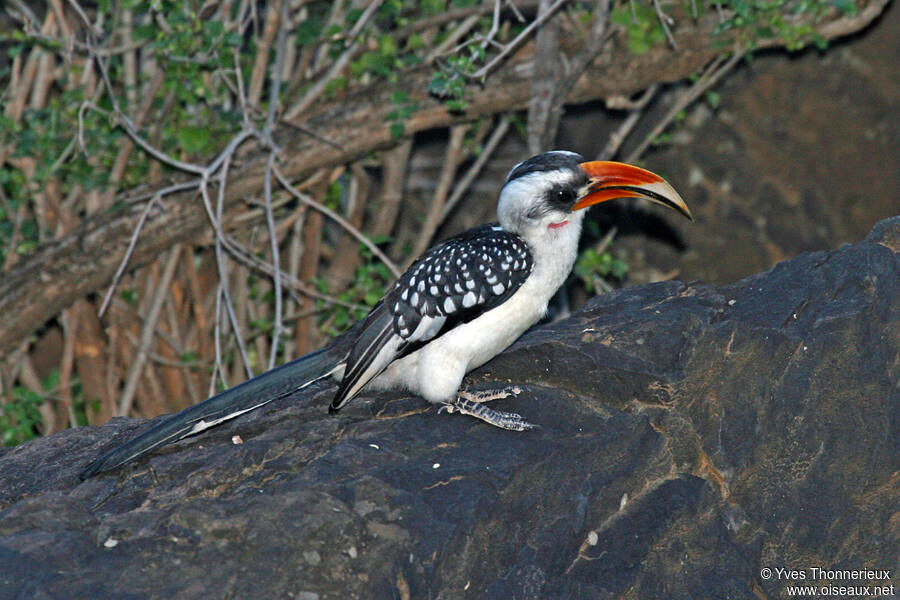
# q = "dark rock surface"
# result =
<box><xmin>1</xmin><ymin>218</ymin><xmax>898</xmax><ymax>599</ymax></box>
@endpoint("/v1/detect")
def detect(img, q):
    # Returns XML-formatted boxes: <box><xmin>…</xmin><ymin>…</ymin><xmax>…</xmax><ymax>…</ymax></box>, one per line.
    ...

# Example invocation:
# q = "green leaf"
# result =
<box><xmin>176</xmin><ymin>125</ymin><xmax>210</xmax><ymax>154</ymax></box>
<box><xmin>428</xmin><ymin>72</ymin><xmax>449</xmax><ymax>96</ymax></box>
<box><xmin>831</xmin><ymin>0</ymin><xmax>858</xmax><ymax>14</ymax></box>
<box><xmin>295</xmin><ymin>17</ymin><xmax>324</xmax><ymax>46</ymax></box>
<box><xmin>407</xmin><ymin>33</ymin><xmax>425</xmax><ymax>50</ymax></box>
<box><xmin>324</xmin><ymin>24</ymin><xmax>343</xmax><ymax>39</ymax></box>
<box><xmin>446</xmin><ymin>98</ymin><xmax>468</xmax><ymax>112</ymax></box>
<box><xmin>345</xmin><ymin>8</ymin><xmax>364</xmax><ymax>26</ymax></box>
<box><xmin>120</xmin><ymin>288</ymin><xmax>138</xmax><ymax>306</ymax></box>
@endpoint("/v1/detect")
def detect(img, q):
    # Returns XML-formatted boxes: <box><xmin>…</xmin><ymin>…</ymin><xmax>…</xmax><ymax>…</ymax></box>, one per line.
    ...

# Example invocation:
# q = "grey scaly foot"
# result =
<box><xmin>458</xmin><ymin>386</ymin><xmax>522</xmax><ymax>404</ymax></box>
<box><xmin>439</xmin><ymin>395</ymin><xmax>536</xmax><ymax>431</ymax></box>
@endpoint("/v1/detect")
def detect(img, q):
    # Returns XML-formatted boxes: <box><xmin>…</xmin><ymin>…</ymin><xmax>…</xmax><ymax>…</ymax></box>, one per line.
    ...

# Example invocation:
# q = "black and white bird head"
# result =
<box><xmin>497</xmin><ymin>151</ymin><xmax>692</xmax><ymax>241</ymax></box>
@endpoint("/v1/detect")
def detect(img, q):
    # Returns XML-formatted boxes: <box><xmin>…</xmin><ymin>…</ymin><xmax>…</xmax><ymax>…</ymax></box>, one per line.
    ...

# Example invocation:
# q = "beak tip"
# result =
<box><xmin>576</xmin><ymin>160</ymin><xmax>694</xmax><ymax>222</ymax></box>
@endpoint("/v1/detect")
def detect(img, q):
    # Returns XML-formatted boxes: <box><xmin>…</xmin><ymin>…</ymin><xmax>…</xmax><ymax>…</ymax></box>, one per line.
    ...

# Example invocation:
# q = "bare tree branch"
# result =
<box><xmin>0</xmin><ymin>0</ymin><xmax>888</xmax><ymax>359</ymax></box>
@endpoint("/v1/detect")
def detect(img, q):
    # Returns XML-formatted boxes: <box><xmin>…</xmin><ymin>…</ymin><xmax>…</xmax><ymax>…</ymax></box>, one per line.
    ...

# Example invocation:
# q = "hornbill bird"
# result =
<box><xmin>80</xmin><ymin>151</ymin><xmax>692</xmax><ymax>478</ymax></box>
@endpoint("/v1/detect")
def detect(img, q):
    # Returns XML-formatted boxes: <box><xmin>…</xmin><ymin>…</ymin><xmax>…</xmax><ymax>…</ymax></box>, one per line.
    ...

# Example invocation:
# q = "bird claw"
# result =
<box><xmin>491</xmin><ymin>411</ymin><xmax>537</xmax><ymax>431</ymax></box>
<box><xmin>458</xmin><ymin>385</ymin><xmax>523</xmax><ymax>404</ymax></box>
<box><xmin>439</xmin><ymin>395</ymin><xmax>536</xmax><ymax>431</ymax></box>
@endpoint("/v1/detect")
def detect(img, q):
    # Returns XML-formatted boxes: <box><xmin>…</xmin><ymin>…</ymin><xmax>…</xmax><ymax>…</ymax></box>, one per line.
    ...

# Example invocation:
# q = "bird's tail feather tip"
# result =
<box><xmin>79</xmin><ymin>463</ymin><xmax>101</xmax><ymax>480</ymax></box>
<box><xmin>79</xmin><ymin>453</ymin><xmax>113</xmax><ymax>479</ymax></box>
<box><xmin>76</xmin><ymin>345</ymin><xmax>344</xmax><ymax>477</ymax></box>
<box><xmin>78</xmin><ymin>448</ymin><xmax>133</xmax><ymax>479</ymax></box>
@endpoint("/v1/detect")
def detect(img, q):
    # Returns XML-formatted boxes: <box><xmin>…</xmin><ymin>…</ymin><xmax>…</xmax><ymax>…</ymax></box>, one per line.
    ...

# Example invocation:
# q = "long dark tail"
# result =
<box><xmin>80</xmin><ymin>345</ymin><xmax>345</xmax><ymax>479</ymax></box>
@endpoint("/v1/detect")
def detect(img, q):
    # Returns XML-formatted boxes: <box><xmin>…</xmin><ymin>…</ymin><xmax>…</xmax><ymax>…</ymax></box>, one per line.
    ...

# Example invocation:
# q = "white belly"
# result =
<box><xmin>369</xmin><ymin>260</ymin><xmax>565</xmax><ymax>403</ymax></box>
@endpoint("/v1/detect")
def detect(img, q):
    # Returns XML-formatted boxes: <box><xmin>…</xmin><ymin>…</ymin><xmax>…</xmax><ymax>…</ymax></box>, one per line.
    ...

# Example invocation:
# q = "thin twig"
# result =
<box><xmin>262</xmin><ymin>0</ymin><xmax>291</xmax><ymax>368</ymax></box>
<box><xmin>265</xmin><ymin>0</ymin><xmax>290</xmax><ymax>131</ymax></box>
<box><xmin>58</xmin><ymin>309</ymin><xmax>77</xmax><ymax>429</ymax></box>
<box><xmin>110</xmin><ymin>297</ymin><xmax>197</xmax><ymax>368</ymax></box>
<box><xmin>233</xmin><ymin>48</ymin><xmax>252</xmax><ymax>127</ymax></box>
<box><xmin>425</xmin><ymin>14</ymin><xmax>481</xmax><ymax>63</ymax></box>
<box><xmin>263</xmin><ymin>153</ymin><xmax>283</xmax><ymax>368</ymax></box>
<box><xmin>116</xmin><ymin>180</ymin><xmax>202</xmax><ymax>206</ymax></box>
<box><xmin>280</xmin><ymin>120</ymin><xmax>346</xmax><ymax>152</ymax></box>
<box><xmin>305</xmin><ymin>0</ymin><xmax>346</xmax><ymax>77</ymax></box>
<box><xmin>283</xmin><ymin>204</ymin><xmax>306</xmax><ymax>360</ymax></box>
<box><xmin>596</xmin><ymin>225</ymin><xmax>618</xmax><ymax>256</ymax></box>
<box><xmin>230</xmin><ymin>190</ymin><xmax>296</xmax><ymax>225</ymax></box>
<box><xmin>108</xmin><ymin>68</ymin><xmax>166</xmax><ymax>189</ymax></box>
<box><xmin>121</xmin><ymin>9</ymin><xmax>138</xmax><ymax>110</ymax></box>
<box><xmin>481</xmin><ymin>0</ymin><xmax>503</xmax><ymax>48</ymax></box>
<box><xmin>98</xmin><ymin>181</ymin><xmax>202</xmax><ymax>318</ymax></box>
<box><xmin>212</xmin><ymin>282</ymin><xmax>228</xmax><ymax>393</ymax></box>
<box><xmin>117</xmin><ymin>244</ymin><xmax>182</xmax><ymax>417</ymax></box>
<box><xmin>652</xmin><ymin>0</ymin><xmax>678</xmax><ymax>49</ymax></box>
<box><xmin>248</xmin><ymin>0</ymin><xmax>282</xmax><ymax>106</ymax></box>
<box><xmin>206</xmin><ymin>157</ymin><xmax>254</xmax><ymax>379</ymax></box>
<box><xmin>471</xmin><ymin>0</ymin><xmax>568</xmax><ymax>81</ymax></box>
<box><xmin>626</xmin><ymin>52</ymin><xmax>742</xmax><ymax>162</ymax></box>
<box><xmin>1</xmin><ymin>194</ymin><xmax>26</xmax><ymax>272</ymax></box>
<box><xmin>412</xmin><ymin>124</ymin><xmax>469</xmax><ymax>258</ymax></box>
<box><xmin>598</xmin><ymin>84</ymin><xmax>658</xmax><ymax>160</ymax></box>
<box><xmin>98</xmin><ymin>193</ymin><xmax>162</xmax><ymax>319</ymax></box>
<box><xmin>374</xmin><ymin>139</ymin><xmax>413</xmax><ymax>241</ymax></box>
<box><xmin>440</xmin><ymin>115</ymin><xmax>511</xmax><ymax>221</ymax></box>
<box><xmin>77</xmin><ymin>16</ymin><xmax>260</xmax><ymax>186</ymax></box>
<box><xmin>392</xmin><ymin>1</ymin><xmax>540</xmax><ymax>41</ymax></box>
<box><xmin>83</xmin><ymin>101</ymin><xmax>207</xmax><ymax>176</ymax></box>
<box><xmin>273</xmin><ymin>166</ymin><xmax>402</xmax><ymax>279</ymax></box>
<box><xmin>284</xmin><ymin>0</ymin><xmax>384</xmax><ymax>119</ymax></box>
<box><xmin>10</xmin><ymin>0</ymin><xmax>39</xmax><ymax>27</ymax></box>
<box><xmin>214</xmin><ymin>227</ymin><xmax>368</xmax><ymax>311</ymax></box>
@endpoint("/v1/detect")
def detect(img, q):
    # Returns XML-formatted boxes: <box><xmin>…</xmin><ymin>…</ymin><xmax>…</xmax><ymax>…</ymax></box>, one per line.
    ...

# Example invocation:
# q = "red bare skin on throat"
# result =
<box><xmin>548</xmin><ymin>220</ymin><xmax>569</xmax><ymax>229</ymax></box>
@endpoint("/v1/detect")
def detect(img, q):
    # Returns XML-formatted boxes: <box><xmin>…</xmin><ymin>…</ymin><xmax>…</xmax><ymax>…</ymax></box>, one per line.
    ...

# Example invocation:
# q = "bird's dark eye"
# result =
<box><xmin>552</xmin><ymin>187</ymin><xmax>575</xmax><ymax>206</ymax></box>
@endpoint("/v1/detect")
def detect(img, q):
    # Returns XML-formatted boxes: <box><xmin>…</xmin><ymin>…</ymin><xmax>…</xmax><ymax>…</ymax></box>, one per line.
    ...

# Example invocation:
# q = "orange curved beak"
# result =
<box><xmin>573</xmin><ymin>161</ymin><xmax>693</xmax><ymax>221</ymax></box>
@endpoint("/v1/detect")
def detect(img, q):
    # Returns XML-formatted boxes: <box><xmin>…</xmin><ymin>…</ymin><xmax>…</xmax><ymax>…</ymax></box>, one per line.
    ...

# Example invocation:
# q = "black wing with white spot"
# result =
<box><xmin>330</xmin><ymin>224</ymin><xmax>533</xmax><ymax>411</ymax></box>
<box><xmin>387</xmin><ymin>224</ymin><xmax>533</xmax><ymax>340</ymax></box>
